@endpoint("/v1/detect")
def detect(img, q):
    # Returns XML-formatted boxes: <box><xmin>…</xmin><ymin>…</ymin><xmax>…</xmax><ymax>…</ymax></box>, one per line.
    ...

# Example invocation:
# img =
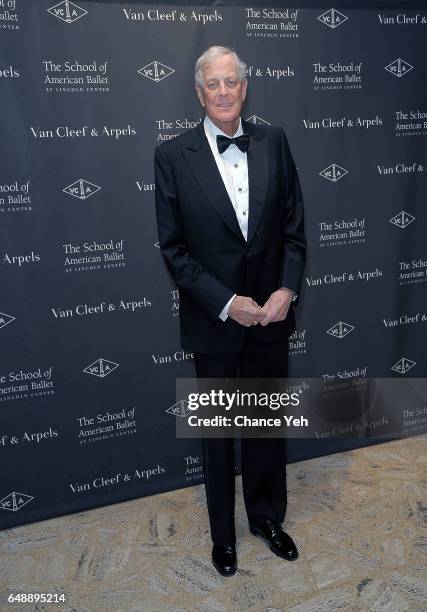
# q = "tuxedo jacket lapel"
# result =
<box><xmin>181</xmin><ymin>122</ymin><xmax>245</xmax><ymax>243</ymax></box>
<box><xmin>181</xmin><ymin>118</ymin><xmax>269</xmax><ymax>245</ymax></box>
<box><xmin>243</xmin><ymin>119</ymin><xmax>269</xmax><ymax>245</ymax></box>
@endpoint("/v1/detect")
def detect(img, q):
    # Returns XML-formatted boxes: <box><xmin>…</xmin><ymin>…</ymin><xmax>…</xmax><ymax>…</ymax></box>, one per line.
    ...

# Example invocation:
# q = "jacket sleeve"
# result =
<box><xmin>279</xmin><ymin>128</ymin><xmax>307</xmax><ymax>296</ymax></box>
<box><xmin>154</xmin><ymin>143</ymin><xmax>235</xmax><ymax>322</ymax></box>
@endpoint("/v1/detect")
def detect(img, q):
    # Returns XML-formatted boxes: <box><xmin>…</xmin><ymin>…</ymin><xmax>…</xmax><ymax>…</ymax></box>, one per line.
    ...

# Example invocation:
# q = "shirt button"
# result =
<box><xmin>238</xmin><ymin>187</ymin><xmax>242</xmax><ymax>192</ymax></box>
<box><xmin>234</xmin><ymin>164</ymin><xmax>238</xmax><ymax>168</ymax></box>
<box><xmin>243</xmin><ymin>211</ymin><xmax>247</xmax><ymax>215</ymax></box>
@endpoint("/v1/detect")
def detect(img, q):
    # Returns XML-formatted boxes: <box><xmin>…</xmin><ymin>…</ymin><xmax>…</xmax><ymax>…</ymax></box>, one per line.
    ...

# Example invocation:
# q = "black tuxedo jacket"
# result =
<box><xmin>154</xmin><ymin>118</ymin><xmax>306</xmax><ymax>354</ymax></box>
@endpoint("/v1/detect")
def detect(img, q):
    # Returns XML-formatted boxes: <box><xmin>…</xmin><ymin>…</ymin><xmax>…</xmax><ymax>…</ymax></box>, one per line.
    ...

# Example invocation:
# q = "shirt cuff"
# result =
<box><xmin>219</xmin><ymin>294</ymin><xmax>237</xmax><ymax>321</ymax></box>
<box><xmin>279</xmin><ymin>287</ymin><xmax>298</xmax><ymax>302</ymax></box>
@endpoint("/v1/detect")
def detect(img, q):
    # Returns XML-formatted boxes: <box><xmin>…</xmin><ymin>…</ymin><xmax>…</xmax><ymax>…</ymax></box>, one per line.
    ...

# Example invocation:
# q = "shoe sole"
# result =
<box><xmin>249</xmin><ymin>526</ymin><xmax>299</xmax><ymax>561</ymax></box>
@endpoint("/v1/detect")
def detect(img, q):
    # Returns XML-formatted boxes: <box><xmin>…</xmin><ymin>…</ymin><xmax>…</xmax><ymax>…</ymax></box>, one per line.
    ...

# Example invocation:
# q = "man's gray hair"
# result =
<box><xmin>195</xmin><ymin>46</ymin><xmax>247</xmax><ymax>88</ymax></box>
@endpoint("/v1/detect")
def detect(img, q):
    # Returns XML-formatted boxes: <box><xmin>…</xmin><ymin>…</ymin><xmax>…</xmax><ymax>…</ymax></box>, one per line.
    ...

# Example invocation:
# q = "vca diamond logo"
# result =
<box><xmin>385</xmin><ymin>58</ymin><xmax>413</xmax><ymax>78</ymax></box>
<box><xmin>138</xmin><ymin>61</ymin><xmax>174</xmax><ymax>82</ymax></box>
<box><xmin>0</xmin><ymin>492</ymin><xmax>34</xmax><ymax>512</ymax></box>
<box><xmin>317</xmin><ymin>8</ymin><xmax>348</xmax><ymax>29</ymax></box>
<box><xmin>83</xmin><ymin>358</ymin><xmax>119</xmax><ymax>378</ymax></box>
<box><xmin>327</xmin><ymin>321</ymin><xmax>354</xmax><ymax>339</ymax></box>
<box><xmin>391</xmin><ymin>357</ymin><xmax>416</xmax><ymax>375</ymax></box>
<box><xmin>246</xmin><ymin>114</ymin><xmax>270</xmax><ymax>125</ymax></box>
<box><xmin>47</xmin><ymin>0</ymin><xmax>87</xmax><ymax>23</ymax></box>
<box><xmin>63</xmin><ymin>179</ymin><xmax>101</xmax><ymax>200</ymax></box>
<box><xmin>389</xmin><ymin>211</ymin><xmax>415</xmax><ymax>229</ymax></box>
<box><xmin>166</xmin><ymin>400</ymin><xmax>191</xmax><ymax>417</ymax></box>
<box><xmin>320</xmin><ymin>164</ymin><xmax>348</xmax><ymax>182</ymax></box>
<box><xmin>0</xmin><ymin>312</ymin><xmax>15</xmax><ymax>330</ymax></box>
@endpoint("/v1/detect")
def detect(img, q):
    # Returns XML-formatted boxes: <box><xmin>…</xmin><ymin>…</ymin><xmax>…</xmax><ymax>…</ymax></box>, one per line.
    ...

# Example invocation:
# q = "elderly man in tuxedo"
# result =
<box><xmin>155</xmin><ymin>45</ymin><xmax>306</xmax><ymax>576</ymax></box>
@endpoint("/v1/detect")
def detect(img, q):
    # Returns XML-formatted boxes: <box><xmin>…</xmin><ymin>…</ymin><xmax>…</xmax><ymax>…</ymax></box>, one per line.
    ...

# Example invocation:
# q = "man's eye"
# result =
<box><xmin>207</xmin><ymin>82</ymin><xmax>218</xmax><ymax>90</ymax></box>
<box><xmin>226</xmin><ymin>80</ymin><xmax>237</xmax><ymax>87</ymax></box>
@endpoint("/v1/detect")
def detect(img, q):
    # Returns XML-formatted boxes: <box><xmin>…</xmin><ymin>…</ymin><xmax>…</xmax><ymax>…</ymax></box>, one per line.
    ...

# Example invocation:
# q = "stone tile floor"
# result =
<box><xmin>0</xmin><ymin>435</ymin><xmax>426</xmax><ymax>611</ymax></box>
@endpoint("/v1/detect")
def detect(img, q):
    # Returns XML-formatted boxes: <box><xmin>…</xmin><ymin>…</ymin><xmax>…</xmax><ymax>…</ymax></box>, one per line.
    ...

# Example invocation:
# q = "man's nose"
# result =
<box><xmin>218</xmin><ymin>81</ymin><xmax>229</xmax><ymax>95</ymax></box>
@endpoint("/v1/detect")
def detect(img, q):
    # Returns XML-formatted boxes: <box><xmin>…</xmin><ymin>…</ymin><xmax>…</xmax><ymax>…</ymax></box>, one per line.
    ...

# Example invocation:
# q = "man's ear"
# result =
<box><xmin>196</xmin><ymin>86</ymin><xmax>205</xmax><ymax>108</ymax></box>
<box><xmin>241</xmin><ymin>79</ymin><xmax>248</xmax><ymax>102</ymax></box>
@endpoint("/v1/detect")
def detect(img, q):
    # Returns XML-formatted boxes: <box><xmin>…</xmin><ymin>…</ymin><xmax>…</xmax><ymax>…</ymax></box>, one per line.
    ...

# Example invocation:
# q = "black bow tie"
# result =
<box><xmin>216</xmin><ymin>134</ymin><xmax>250</xmax><ymax>154</ymax></box>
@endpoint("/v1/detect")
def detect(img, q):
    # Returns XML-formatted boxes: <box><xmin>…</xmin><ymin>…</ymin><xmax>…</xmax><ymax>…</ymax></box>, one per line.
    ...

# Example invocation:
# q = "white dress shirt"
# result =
<box><xmin>204</xmin><ymin>115</ymin><xmax>248</xmax><ymax>321</ymax></box>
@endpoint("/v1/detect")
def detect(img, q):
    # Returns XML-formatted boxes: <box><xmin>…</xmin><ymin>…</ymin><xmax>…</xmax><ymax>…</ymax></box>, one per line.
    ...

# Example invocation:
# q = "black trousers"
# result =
<box><xmin>194</xmin><ymin>333</ymin><xmax>289</xmax><ymax>546</ymax></box>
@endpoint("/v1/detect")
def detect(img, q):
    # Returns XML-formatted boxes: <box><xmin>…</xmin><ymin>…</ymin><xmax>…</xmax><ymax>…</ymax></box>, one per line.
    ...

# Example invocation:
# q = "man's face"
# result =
<box><xmin>196</xmin><ymin>53</ymin><xmax>247</xmax><ymax>132</ymax></box>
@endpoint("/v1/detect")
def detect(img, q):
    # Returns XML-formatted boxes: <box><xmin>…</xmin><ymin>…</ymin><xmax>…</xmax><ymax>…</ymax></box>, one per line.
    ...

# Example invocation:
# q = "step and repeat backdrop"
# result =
<box><xmin>1</xmin><ymin>0</ymin><xmax>426</xmax><ymax>528</ymax></box>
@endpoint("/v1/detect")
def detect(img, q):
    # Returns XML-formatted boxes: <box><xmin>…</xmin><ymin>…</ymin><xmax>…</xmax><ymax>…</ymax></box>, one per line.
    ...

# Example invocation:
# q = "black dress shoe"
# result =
<box><xmin>249</xmin><ymin>520</ymin><xmax>298</xmax><ymax>561</ymax></box>
<box><xmin>212</xmin><ymin>544</ymin><xmax>237</xmax><ymax>576</ymax></box>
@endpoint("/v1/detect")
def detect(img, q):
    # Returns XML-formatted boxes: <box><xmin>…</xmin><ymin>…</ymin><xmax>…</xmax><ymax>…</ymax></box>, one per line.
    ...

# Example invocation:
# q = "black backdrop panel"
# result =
<box><xmin>0</xmin><ymin>1</ymin><xmax>426</xmax><ymax>528</ymax></box>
